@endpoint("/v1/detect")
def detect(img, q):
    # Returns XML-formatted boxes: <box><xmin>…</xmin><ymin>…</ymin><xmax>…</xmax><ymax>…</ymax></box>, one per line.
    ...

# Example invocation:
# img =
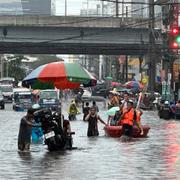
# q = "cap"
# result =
<box><xmin>165</xmin><ymin>101</ymin><xmax>169</xmax><ymax>105</ymax></box>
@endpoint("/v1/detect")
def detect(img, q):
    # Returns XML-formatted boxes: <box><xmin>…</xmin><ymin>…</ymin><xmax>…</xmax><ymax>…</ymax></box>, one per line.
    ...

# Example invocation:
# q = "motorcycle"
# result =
<box><xmin>34</xmin><ymin>108</ymin><xmax>74</xmax><ymax>151</ymax></box>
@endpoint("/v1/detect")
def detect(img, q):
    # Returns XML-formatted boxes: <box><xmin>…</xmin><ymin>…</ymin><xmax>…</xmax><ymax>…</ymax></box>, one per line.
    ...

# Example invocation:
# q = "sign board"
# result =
<box><xmin>162</xmin><ymin>81</ymin><xmax>171</xmax><ymax>100</ymax></box>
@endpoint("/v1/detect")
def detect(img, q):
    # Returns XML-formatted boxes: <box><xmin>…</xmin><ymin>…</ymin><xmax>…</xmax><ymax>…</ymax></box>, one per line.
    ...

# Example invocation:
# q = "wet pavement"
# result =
<box><xmin>0</xmin><ymin>102</ymin><xmax>180</xmax><ymax>180</ymax></box>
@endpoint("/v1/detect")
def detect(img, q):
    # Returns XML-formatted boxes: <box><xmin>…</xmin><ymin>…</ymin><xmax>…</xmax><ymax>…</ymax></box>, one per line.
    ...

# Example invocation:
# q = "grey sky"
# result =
<box><xmin>56</xmin><ymin>0</ymin><xmax>102</xmax><ymax>16</ymax></box>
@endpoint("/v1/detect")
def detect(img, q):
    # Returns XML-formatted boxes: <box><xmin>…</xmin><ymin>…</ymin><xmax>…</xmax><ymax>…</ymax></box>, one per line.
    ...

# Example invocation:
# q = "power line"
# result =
<box><xmin>99</xmin><ymin>0</ymin><xmax>180</xmax><ymax>5</ymax></box>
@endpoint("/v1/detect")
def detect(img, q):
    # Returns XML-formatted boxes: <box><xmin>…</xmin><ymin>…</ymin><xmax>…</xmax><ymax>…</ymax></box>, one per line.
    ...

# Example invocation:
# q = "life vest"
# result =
<box><xmin>122</xmin><ymin>108</ymin><xmax>134</xmax><ymax>126</ymax></box>
<box><xmin>69</xmin><ymin>104</ymin><xmax>78</xmax><ymax>114</ymax></box>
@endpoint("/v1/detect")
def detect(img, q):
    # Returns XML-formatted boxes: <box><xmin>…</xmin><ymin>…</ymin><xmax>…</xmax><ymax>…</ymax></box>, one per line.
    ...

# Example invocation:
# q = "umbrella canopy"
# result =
<box><xmin>111</xmin><ymin>81</ymin><xmax>122</xmax><ymax>87</ymax></box>
<box><xmin>106</xmin><ymin>106</ymin><xmax>119</xmax><ymax>116</ymax></box>
<box><xmin>124</xmin><ymin>81</ymin><xmax>144</xmax><ymax>90</ymax></box>
<box><xmin>105</xmin><ymin>76</ymin><xmax>113</xmax><ymax>81</ymax></box>
<box><xmin>22</xmin><ymin>62</ymin><xmax>97</xmax><ymax>89</ymax></box>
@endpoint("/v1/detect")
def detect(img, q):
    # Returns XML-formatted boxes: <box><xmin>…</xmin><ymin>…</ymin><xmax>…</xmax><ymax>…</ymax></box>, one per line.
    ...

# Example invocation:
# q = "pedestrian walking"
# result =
<box><xmin>85</xmin><ymin>107</ymin><xmax>106</xmax><ymax>137</ymax></box>
<box><xmin>92</xmin><ymin>101</ymin><xmax>99</xmax><ymax>113</ymax></box>
<box><xmin>82</xmin><ymin>101</ymin><xmax>90</xmax><ymax>121</ymax></box>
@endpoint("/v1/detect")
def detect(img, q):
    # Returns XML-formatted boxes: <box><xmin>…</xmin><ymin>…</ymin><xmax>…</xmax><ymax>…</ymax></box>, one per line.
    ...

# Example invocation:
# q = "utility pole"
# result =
<box><xmin>148</xmin><ymin>0</ymin><xmax>156</xmax><ymax>91</ymax></box>
<box><xmin>102</xmin><ymin>0</ymin><xmax>104</xmax><ymax>16</ymax></box>
<box><xmin>0</xmin><ymin>55</ymin><xmax>3</xmax><ymax>78</ymax></box>
<box><xmin>99</xmin><ymin>55</ymin><xmax>103</xmax><ymax>80</ymax></box>
<box><xmin>116</xmin><ymin>0</ymin><xmax>119</xmax><ymax>17</ymax></box>
<box><xmin>125</xmin><ymin>55</ymin><xmax>128</xmax><ymax>82</ymax></box>
<box><xmin>122</xmin><ymin>0</ymin><xmax>124</xmax><ymax>21</ymax></box>
<box><xmin>65</xmin><ymin>0</ymin><xmax>67</xmax><ymax>16</ymax></box>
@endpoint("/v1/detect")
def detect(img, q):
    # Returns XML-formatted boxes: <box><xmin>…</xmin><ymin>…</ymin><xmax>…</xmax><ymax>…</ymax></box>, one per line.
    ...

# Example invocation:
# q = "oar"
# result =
<box><xmin>135</xmin><ymin>92</ymin><xmax>144</xmax><ymax>135</ymax></box>
<box><xmin>136</xmin><ymin>92</ymin><xmax>143</xmax><ymax>110</ymax></box>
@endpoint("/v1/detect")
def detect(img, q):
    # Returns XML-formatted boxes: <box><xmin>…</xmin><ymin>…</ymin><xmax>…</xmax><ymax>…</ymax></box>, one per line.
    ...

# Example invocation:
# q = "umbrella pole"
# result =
<box><xmin>59</xmin><ymin>89</ymin><xmax>64</xmax><ymax>130</ymax></box>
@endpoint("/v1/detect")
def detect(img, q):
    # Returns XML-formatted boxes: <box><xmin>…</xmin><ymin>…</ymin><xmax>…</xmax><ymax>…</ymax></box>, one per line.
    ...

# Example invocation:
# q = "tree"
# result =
<box><xmin>29</xmin><ymin>54</ymin><xmax>63</xmax><ymax>69</ymax></box>
<box><xmin>4</xmin><ymin>55</ymin><xmax>27</xmax><ymax>84</ymax></box>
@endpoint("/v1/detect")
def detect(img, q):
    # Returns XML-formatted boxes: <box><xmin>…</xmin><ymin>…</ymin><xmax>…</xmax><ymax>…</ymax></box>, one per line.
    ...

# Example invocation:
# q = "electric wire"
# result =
<box><xmin>0</xmin><ymin>1</ymin><xmax>171</xmax><ymax>53</ymax></box>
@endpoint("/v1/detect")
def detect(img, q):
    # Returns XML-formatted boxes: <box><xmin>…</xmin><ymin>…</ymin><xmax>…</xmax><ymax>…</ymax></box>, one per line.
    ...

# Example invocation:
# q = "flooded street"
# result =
<box><xmin>1</xmin><ymin>102</ymin><xmax>180</xmax><ymax>180</ymax></box>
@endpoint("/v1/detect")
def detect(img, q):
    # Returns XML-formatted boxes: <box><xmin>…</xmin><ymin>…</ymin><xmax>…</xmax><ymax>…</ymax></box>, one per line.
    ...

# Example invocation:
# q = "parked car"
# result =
<box><xmin>0</xmin><ymin>84</ymin><xmax>13</xmax><ymax>102</ymax></box>
<box><xmin>0</xmin><ymin>91</ymin><xmax>5</xmax><ymax>109</ymax></box>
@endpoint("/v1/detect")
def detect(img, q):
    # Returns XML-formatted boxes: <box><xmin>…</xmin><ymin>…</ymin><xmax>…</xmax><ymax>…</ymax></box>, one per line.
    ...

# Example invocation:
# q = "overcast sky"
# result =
<box><xmin>56</xmin><ymin>0</ymin><xmax>102</xmax><ymax>16</ymax></box>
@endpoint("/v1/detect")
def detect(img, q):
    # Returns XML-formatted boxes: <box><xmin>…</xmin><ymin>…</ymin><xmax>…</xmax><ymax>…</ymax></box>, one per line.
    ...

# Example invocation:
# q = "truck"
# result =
<box><xmin>0</xmin><ymin>84</ymin><xmax>13</xmax><ymax>102</ymax></box>
<box><xmin>38</xmin><ymin>89</ymin><xmax>60</xmax><ymax>111</ymax></box>
<box><xmin>12</xmin><ymin>88</ymin><xmax>34</xmax><ymax>111</ymax></box>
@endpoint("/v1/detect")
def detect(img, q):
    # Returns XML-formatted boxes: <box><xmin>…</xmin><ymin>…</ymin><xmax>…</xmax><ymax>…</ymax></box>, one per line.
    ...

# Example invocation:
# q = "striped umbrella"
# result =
<box><xmin>22</xmin><ymin>62</ymin><xmax>97</xmax><ymax>89</ymax></box>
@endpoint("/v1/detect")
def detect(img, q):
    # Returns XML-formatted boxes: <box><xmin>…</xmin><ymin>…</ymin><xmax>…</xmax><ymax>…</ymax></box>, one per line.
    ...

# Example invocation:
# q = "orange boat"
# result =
<box><xmin>104</xmin><ymin>125</ymin><xmax>150</xmax><ymax>138</ymax></box>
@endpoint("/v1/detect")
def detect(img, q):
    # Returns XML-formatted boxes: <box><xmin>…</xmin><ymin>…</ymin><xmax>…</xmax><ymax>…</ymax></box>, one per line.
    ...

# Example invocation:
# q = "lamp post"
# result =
<box><xmin>0</xmin><ymin>55</ymin><xmax>3</xmax><ymax>78</ymax></box>
<box><xmin>6</xmin><ymin>60</ymin><xmax>8</xmax><ymax>77</ymax></box>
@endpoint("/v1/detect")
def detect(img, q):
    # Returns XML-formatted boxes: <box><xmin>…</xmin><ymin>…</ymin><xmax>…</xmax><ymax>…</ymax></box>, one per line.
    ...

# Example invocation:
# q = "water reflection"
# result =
<box><xmin>159</xmin><ymin>121</ymin><xmax>180</xmax><ymax>179</ymax></box>
<box><xmin>1</xmin><ymin>104</ymin><xmax>180</xmax><ymax>179</ymax></box>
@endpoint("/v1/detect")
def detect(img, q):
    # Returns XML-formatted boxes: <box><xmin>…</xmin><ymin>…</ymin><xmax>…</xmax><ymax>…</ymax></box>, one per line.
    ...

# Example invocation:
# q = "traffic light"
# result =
<box><xmin>169</xmin><ymin>26</ymin><xmax>180</xmax><ymax>49</ymax></box>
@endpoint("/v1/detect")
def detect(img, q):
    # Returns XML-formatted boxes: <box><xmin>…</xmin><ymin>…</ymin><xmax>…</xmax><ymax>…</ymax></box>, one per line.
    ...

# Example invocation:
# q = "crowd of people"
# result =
<box><xmin>18</xmin><ymin>89</ymin><xmax>145</xmax><ymax>152</ymax></box>
<box><xmin>107</xmin><ymin>92</ymin><xmax>144</xmax><ymax>137</ymax></box>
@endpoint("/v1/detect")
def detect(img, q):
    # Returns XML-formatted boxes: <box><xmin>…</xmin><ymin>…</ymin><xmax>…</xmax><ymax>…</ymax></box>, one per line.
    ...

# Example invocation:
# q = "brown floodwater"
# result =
<box><xmin>0</xmin><ymin>103</ymin><xmax>180</xmax><ymax>180</ymax></box>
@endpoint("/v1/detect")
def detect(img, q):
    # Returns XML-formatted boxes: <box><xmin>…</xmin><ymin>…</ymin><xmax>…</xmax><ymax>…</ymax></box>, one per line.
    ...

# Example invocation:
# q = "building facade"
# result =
<box><xmin>108</xmin><ymin>0</ymin><xmax>132</xmax><ymax>17</ymax></box>
<box><xmin>80</xmin><ymin>0</ymin><xmax>112</xmax><ymax>16</ymax></box>
<box><xmin>131</xmin><ymin>0</ymin><xmax>148</xmax><ymax>18</ymax></box>
<box><xmin>21</xmin><ymin>0</ymin><xmax>56</xmax><ymax>15</ymax></box>
<box><xmin>0</xmin><ymin>0</ymin><xmax>56</xmax><ymax>15</ymax></box>
<box><xmin>0</xmin><ymin>0</ymin><xmax>23</xmax><ymax>15</ymax></box>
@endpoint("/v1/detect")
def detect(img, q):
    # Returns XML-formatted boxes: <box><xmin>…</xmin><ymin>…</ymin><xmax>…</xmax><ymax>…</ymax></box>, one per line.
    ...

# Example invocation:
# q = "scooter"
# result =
<box><xmin>34</xmin><ymin>108</ymin><xmax>74</xmax><ymax>151</ymax></box>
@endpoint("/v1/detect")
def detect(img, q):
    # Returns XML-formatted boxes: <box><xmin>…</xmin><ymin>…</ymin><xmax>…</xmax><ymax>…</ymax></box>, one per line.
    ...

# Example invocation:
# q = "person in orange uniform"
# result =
<box><xmin>121</xmin><ymin>101</ymin><xmax>134</xmax><ymax>137</ymax></box>
<box><xmin>135</xmin><ymin>108</ymin><xmax>144</xmax><ymax>135</ymax></box>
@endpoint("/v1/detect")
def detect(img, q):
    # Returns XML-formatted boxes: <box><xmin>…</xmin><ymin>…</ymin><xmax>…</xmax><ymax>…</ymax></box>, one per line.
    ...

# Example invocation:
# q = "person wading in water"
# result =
<box><xmin>85</xmin><ymin>107</ymin><xmax>106</xmax><ymax>137</ymax></box>
<box><xmin>18</xmin><ymin>108</ymin><xmax>40</xmax><ymax>152</ymax></box>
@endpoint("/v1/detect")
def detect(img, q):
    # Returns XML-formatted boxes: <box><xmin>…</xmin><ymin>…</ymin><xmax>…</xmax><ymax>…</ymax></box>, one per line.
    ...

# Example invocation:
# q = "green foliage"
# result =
<box><xmin>29</xmin><ymin>54</ymin><xmax>63</xmax><ymax>69</ymax></box>
<box><xmin>4</xmin><ymin>55</ymin><xmax>27</xmax><ymax>83</ymax></box>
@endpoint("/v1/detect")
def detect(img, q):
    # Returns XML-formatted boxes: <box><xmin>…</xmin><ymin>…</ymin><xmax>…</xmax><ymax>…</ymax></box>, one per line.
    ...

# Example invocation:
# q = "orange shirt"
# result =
<box><xmin>122</xmin><ymin>108</ymin><xmax>134</xmax><ymax>126</ymax></box>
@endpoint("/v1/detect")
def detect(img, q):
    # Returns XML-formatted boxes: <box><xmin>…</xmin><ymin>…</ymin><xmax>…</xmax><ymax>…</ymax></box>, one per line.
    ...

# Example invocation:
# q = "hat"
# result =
<box><xmin>165</xmin><ymin>101</ymin><xmax>169</xmax><ymax>105</ymax></box>
<box><xmin>127</xmin><ymin>100</ymin><xmax>134</xmax><ymax>105</ymax></box>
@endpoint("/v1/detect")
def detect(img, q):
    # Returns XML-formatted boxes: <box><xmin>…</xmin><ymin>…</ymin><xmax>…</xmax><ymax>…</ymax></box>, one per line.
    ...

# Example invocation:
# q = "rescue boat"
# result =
<box><xmin>104</xmin><ymin>125</ymin><xmax>150</xmax><ymax>138</ymax></box>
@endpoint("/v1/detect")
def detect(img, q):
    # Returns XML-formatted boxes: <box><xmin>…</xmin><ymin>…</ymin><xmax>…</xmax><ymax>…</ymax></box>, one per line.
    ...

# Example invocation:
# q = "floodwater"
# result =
<box><xmin>1</xmin><ymin>102</ymin><xmax>180</xmax><ymax>180</ymax></box>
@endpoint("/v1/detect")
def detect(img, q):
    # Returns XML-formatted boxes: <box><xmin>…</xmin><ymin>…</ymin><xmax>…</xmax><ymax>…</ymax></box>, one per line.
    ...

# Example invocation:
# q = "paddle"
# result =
<box><xmin>136</xmin><ymin>92</ymin><xmax>142</xmax><ymax>110</ymax></box>
<box><xmin>135</xmin><ymin>92</ymin><xmax>144</xmax><ymax>135</ymax></box>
